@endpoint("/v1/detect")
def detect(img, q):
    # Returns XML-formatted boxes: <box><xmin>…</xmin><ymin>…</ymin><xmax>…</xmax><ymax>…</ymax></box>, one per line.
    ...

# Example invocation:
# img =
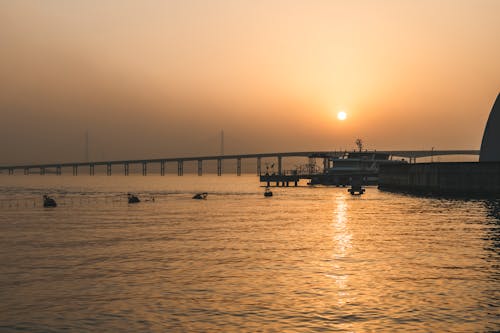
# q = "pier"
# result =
<box><xmin>0</xmin><ymin>150</ymin><xmax>479</xmax><ymax>177</ymax></box>
<box><xmin>378</xmin><ymin>162</ymin><xmax>500</xmax><ymax>198</ymax></box>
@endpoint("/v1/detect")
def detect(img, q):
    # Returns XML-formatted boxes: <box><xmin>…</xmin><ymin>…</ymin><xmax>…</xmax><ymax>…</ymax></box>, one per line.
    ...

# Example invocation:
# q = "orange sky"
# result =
<box><xmin>1</xmin><ymin>0</ymin><xmax>499</xmax><ymax>164</ymax></box>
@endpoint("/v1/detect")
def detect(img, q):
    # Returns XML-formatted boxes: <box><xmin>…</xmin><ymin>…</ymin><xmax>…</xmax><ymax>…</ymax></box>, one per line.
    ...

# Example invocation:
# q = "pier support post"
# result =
<box><xmin>217</xmin><ymin>158</ymin><xmax>222</xmax><ymax>176</ymax></box>
<box><xmin>56</xmin><ymin>166</ymin><xmax>61</xmax><ymax>175</ymax></box>
<box><xmin>9</xmin><ymin>168</ymin><xmax>14</xmax><ymax>175</ymax></box>
<box><xmin>142</xmin><ymin>162</ymin><xmax>147</xmax><ymax>176</ymax></box>
<box><xmin>257</xmin><ymin>157</ymin><xmax>261</xmax><ymax>175</ymax></box>
<box><xmin>198</xmin><ymin>160</ymin><xmax>202</xmax><ymax>176</ymax></box>
<box><xmin>123</xmin><ymin>163</ymin><xmax>129</xmax><ymax>176</ymax></box>
<box><xmin>24</xmin><ymin>168</ymin><xmax>28</xmax><ymax>175</ymax></box>
<box><xmin>107</xmin><ymin>163</ymin><xmax>112</xmax><ymax>176</ymax></box>
<box><xmin>237</xmin><ymin>158</ymin><xmax>241</xmax><ymax>176</ymax></box>
<box><xmin>323</xmin><ymin>158</ymin><xmax>328</xmax><ymax>172</ymax></box>
<box><xmin>177</xmin><ymin>160</ymin><xmax>183</xmax><ymax>176</ymax></box>
<box><xmin>72</xmin><ymin>165</ymin><xmax>78</xmax><ymax>176</ymax></box>
<box><xmin>90</xmin><ymin>164</ymin><xmax>95</xmax><ymax>176</ymax></box>
<box><xmin>278</xmin><ymin>156</ymin><xmax>282</xmax><ymax>175</ymax></box>
<box><xmin>160</xmin><ymin>160</ymin><xmax>165</xmax><ymax>176</ymax></box>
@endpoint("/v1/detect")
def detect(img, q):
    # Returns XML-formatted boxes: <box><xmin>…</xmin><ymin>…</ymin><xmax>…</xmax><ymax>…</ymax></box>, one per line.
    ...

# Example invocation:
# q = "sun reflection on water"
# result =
<box><xmin>326</xmin><ymin>195</ymin><xmax>353</xmax><ymax>309</ymax></box>
<box><xmin>333</xmin><ymin>196</ymin><xmax>352</xmax><ymax>258</ymax></box>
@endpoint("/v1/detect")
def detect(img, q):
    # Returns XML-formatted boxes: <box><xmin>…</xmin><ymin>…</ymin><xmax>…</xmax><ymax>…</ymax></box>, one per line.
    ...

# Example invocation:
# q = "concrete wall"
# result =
<box><xmin>379</xmin><ymin>162</ymin><xmax>500</xmax><ymax>197</ymax></box>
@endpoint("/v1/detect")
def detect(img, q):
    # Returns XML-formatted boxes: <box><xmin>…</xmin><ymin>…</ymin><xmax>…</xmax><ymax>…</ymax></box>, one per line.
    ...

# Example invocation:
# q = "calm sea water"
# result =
<box><xmin>0</xmin><ymin>175</ymin><xmax>499</xmax><ymax>332</ymax></box>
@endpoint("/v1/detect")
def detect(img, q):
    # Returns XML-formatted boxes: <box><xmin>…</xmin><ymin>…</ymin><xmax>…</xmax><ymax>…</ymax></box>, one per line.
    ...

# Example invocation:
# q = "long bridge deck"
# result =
<box><xmin>0</xmin><ymin>150</ymin><xmax>479</xmax><ymax>176</ymax></box>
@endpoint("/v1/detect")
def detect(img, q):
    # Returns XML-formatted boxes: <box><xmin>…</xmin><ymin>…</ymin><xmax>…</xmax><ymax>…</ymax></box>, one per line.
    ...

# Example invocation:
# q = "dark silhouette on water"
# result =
<box><xmin>192</xmin><ymin>192</ymin><xmax>208</xmax><ymax>200</ymax></box>
<box><xmin>43</xmin><ymin>195</ymin><xmax>57</xmax><ymax>208</ymax></box>
<box><xmin>348</xmin><ymin>176</ymin><xmax>365</xmax><ymax>195</ymax></box>
<box><xmin>264</xmin><ymin>187</ymin><xmax>273</xmax><ymax>197</ymax></box>
<box><xmin>127</xmin><ymin>193</ymin><xmax>140</xmax><ymax>204</ymax></box>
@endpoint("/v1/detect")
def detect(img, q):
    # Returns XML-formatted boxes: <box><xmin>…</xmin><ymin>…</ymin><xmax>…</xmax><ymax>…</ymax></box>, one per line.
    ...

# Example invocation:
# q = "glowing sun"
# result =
<box><xmin>337</xmin><ymin>111</ymin><xmax>347</xmax><ymax>121</ymax></box>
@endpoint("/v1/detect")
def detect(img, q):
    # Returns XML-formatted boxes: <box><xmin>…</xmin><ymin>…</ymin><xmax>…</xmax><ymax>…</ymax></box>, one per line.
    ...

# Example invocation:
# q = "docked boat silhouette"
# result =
<box><xmin>310</xmin><ymin>151</ymin><xmax>406</xmax><ymax>186</ymax></box>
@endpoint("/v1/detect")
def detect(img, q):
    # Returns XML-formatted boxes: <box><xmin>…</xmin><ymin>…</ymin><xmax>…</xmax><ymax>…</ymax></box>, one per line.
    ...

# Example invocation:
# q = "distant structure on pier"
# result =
<box><xmin>480</xmin><ymin>93</ymin><xmax>500</xmax><ymax>162</ymax></box>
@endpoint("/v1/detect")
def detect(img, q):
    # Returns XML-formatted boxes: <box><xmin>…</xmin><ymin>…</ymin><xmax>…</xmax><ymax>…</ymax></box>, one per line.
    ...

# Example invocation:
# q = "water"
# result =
<box><xmin>0</xmin><ymin>175</ymin><xmax>499</xmax><ymax>332</ymax></box>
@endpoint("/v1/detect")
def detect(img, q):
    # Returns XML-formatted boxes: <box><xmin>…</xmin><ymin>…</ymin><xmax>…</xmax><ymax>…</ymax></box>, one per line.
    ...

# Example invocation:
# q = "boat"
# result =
<box><xmin>43</xmin><ymin>195</ymin><xmax>57</xmax><ymax>208</ymax></box>
<box><xmin>192</xmin><ymin>192</ymin><xmax>208</xmax><ymax>200</ymax></box>
<box><xmin>128</xmin><ymin>193</ymin><xmax>140</xmax><ymax>204</ymax></box>
<box><xmin>348</xmin><ymin>176</ymin><xmax>366</xmax><ymax>195</ymax></box>
<box><xmin>264</xmin><ymin>187</ymin><xmax>273</xmax><ymax>197</ymax></box>
<box><xmin>309</xmin><ymin>151</ymin><xmax>406</xmax><ymax>186</ymax></box>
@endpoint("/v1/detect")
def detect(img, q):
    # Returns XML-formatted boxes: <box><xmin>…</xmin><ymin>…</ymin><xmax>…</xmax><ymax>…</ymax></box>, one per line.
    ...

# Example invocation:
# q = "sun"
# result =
<box><xmin>337</xmin><ymin>111</ymin><xmax>347</xmax><ymax>121</ymax></box>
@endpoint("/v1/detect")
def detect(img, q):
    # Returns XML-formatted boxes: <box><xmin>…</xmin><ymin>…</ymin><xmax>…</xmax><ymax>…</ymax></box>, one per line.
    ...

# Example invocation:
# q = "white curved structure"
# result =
<box><xmin>480</xmin><ymin>93</ymin><xmax>500</xmax><ymax>162</ymax></box>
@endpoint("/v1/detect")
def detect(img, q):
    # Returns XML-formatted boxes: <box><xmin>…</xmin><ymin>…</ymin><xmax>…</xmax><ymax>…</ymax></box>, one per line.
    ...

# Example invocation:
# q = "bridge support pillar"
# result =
<box><xmin>177</xmin><ymin>160</ymin><xmax>183</xmax><ymax>176</ymax></box>
<box><xmin>237</xmin><ymin>158</ymin><xmax>241</xmax><ymax>176</ymax></box>
<box><xmin>90</xmin><ymin>164</ymin><xmax>95</xmax><ymax>176</ymax></box>
<box><xmin>198</xmin><ymin>160</ymin><xmax>202</xmax><ymax>176</ymax></box>
<box><xmin>217</xmin><ymin>158</ymin><xmax>222</xmax><ymax>176</ymax></box>
<box><xmin>278</xmin><ymin>156</ymin><xmax>282</xmax><ymax>175</ymax></box>
<box><xmin>257</xmin><ymin>157</ymin><xmax>261</xmax><ymax>175</ymax></box>
<box><xmin>142</xmin><ymin>162</ymin><xmax>147</xmax><ymax>176</ymax></box>
<box><xmin>323</xmin><ymin>158</ymin><xmax>328</xmax><ymax>172</ymax></box>
<box><xmin>160</xmin><ymin>160</ymin><xmax>165</xmax><ymax>176</ymax></box>
<box><xmin>308</xmin><ymin>157</ymin><xmax>316</xmax><ymax>174</ymax></box>
<box><xmin>72</xmin><ymin>165</ymin><xmax>78</xmax><ymax>176</ymax></box>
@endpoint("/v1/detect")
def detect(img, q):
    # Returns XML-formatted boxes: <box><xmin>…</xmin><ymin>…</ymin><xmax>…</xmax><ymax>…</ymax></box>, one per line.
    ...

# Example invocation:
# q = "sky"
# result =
<box><xmin>1</xmin><ymin>0</ymin><xmax>499</xmax><ymax>164</ymax></box>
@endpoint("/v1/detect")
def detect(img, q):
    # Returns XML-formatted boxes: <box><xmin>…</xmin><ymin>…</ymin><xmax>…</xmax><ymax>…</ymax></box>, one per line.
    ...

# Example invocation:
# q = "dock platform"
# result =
<box><xmin>259</xmin><ymin>174</ymin><xmax>301</xmax><ymax>187</ymax></box>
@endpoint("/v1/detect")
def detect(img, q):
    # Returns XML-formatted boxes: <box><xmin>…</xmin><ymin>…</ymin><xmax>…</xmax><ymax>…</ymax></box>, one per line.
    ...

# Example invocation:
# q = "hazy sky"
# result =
<box><xmin>1</xmin><ymin>0</ymin><xmax>499</xmax><ymax>164</ymax></box>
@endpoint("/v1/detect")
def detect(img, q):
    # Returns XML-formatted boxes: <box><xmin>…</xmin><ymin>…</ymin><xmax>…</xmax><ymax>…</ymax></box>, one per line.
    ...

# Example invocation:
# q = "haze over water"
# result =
<box><xmin>1</xmin><ymin>175</ymin><xmax>498</xmax><ymax>332</ymax></box>
<box><xmin>2</xmin><ymin>1</ymin><xmax>500</xmax><ymax>165</ymax></box>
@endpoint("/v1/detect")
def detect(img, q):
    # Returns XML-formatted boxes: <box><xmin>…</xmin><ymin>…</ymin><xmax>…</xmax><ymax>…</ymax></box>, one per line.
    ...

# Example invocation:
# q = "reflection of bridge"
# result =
<box><xmin>0</xmin><ymin>150</ymin><xmax>479</xmax><ymax>176</ymax></box>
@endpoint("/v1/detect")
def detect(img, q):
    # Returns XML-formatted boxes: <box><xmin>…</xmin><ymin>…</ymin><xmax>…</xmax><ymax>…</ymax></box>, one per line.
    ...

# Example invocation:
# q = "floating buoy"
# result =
<box><xmin>127</xmin><ymin>193</ymin><xmax>140</xmax><ymax>204</ymax></box>
<box><xmin>43</xmin><ymin>195</ymin><xmax>57</xmax><ymax>208</ymax></box>
<box><xmin>192</xmin><ymin>192</ymin><xmax>208</xmax><ymax>200</ymax></box>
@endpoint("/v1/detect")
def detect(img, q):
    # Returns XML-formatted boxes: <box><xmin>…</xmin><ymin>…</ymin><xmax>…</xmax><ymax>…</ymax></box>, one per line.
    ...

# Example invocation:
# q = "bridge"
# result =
<box><xmin>0</xmin><ymin>150</ymin><xmax>479</xmax><ymax>176</ymax></box>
